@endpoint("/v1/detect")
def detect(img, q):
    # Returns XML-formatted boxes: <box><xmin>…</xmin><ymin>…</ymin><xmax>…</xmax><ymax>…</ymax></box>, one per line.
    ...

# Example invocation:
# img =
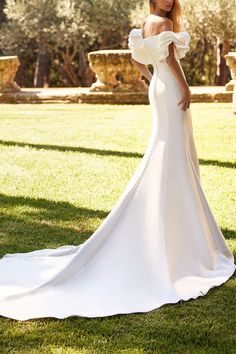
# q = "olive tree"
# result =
<box><xmin>0</xmin><ymin>0</ymin><xmax>143</xmax><ymax>87</ymax></box>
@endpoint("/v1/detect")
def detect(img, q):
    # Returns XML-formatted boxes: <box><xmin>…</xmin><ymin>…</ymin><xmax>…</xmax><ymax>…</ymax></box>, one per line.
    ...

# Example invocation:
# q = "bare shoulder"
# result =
<box><xmin>159</xmin><ymin>17</ymin><xmax>173</xmax><ymax>31</ymax></box>
<box><xmin>143</xmin><ymin>15</ymin><xmax>173</xmax><ymax>36</ymax></box>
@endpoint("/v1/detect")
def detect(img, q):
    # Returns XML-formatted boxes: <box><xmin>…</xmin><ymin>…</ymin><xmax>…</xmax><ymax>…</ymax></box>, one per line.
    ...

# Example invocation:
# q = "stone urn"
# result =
<box><xmin>0</xmin><ymin>56</ymin><xmax>21</xmax><ymax>92</ymax></box>
<box><xmin>88</xmin><ymin>49</ymin><xmax>148</xmax><ymax>93</ymax></box>
<box><xmin>225</xmin><ymin>52</ymin><xmax>236</xmax><ymax>113</ymax></box>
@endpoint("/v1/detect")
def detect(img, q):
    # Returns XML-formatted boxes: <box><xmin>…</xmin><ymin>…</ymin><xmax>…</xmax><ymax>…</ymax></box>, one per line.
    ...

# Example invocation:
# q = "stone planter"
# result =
<box><xmin>0</xmin><ymin>56</ymin><xmax>21</xmax><ymax>92</ymax></box>
<box><xmin>225</xmin><ymin>52</ymin><xmax>236</xmax><ymax>113</ymax></box>
<box><xmin>87</xmin><ymin>49</ymin><xmax>147</xmax><ymax>93</ymax></box>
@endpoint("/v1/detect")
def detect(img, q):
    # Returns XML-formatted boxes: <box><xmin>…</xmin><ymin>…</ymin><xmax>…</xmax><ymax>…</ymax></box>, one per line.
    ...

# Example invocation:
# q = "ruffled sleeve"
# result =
<box><xmin>127</xmin><ymin>28</ymin><xmax>152</xmax><ymax>65</ymax></box>
<box><xmin>127</xmin><ymin>28</ymin><xmax>190</xmax><ymax>65</ymax></box>
<box><xmin>157</xmin><ymin>31</ymin><xmax>190</xmax><ymax>63</ymax></box>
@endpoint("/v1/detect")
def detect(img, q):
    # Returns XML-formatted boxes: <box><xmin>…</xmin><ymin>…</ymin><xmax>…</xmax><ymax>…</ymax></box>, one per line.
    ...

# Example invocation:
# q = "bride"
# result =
<box><xmin>0</xmin><ymin>0</ymin><xmax>235</xmax><ymax>321</ymax></box>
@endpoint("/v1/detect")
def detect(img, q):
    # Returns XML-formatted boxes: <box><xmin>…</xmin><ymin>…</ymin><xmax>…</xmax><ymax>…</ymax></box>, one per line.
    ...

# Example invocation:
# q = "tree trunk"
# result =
<box><xmin>34</xmin><ymin>50</ymin><xmax>50</xmax><ymax>87</ymax></box>
<box><xmin>216</xmin><ymin>37</ymin><xmax>231</xmax><ymax>86</ymax></box>
<box><xmin>78</xmin><ymin>49</ymin><xmax>95</xmax><ymax>86</ymax></box>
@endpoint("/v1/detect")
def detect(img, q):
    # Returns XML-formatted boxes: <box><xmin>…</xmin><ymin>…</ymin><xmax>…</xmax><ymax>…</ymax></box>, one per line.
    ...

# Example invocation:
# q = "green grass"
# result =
<box><xmin>0</xmin><ymin>103</ymin><xmax>235</xmax><ymax>354</ymax></box>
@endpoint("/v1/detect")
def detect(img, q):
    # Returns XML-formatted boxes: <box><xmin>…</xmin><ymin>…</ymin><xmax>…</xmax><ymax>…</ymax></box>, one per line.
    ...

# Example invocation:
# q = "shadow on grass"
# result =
<box><xmin>0</xmin><ymin>139</ymin><xmax>143</xmax><ymax>158</ymax></box>
<box><xmin>222</xmin><ymin>228</ymin><xmax>236</xmax><ymax>241</ymax></box>
<box><xmin>0</xmin><ymin>193</ymin><xmax>109</xmax><ymax>256</ymax></box>
<box><xmin>199</xmin><ymin>158</ymin><xmax>236</xmax><ymax>169</ymax></box>
<box><xmin>0</xmin><ymin>193</ymin><xmax>108</xmax><ymax>220</ymax></box>
<box><xmin>0</xmin><ymin>139</ymin><xmax>236</xmax><ymax>169</ymax></box>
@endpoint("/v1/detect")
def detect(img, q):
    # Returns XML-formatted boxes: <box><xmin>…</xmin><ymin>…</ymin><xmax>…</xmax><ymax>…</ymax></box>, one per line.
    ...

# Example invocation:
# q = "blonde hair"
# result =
<box><xmin>149</xmin><ymin>0</ymin><xmax>182</xmax><ymax>32</ymax></box>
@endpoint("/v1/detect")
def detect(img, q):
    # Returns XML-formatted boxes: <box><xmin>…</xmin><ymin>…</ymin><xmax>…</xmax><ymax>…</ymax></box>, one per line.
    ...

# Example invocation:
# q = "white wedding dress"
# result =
<box><xmin>0</xmin><ymin>29</ymin><xmax>235</xmax><ymax>321</ymax></box>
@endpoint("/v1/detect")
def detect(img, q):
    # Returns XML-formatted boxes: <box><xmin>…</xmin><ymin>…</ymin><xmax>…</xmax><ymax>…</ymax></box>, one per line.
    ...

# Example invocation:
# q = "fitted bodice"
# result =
<box><xmin>128</xmin><ymin>28</ymin><xmax>190</xmax><ymax>67</ymax></box>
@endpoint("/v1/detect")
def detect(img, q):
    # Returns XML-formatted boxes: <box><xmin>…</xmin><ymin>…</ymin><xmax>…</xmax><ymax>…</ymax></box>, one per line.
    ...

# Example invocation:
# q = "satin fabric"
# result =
<box><xmin>0</xmin><ymin>29</ymin><xmax>235</xmax><ymax>321</ymax></box>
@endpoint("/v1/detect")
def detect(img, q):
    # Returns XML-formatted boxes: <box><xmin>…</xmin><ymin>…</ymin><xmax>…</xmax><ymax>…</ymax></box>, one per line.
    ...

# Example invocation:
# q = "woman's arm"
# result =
<box><xmin>131</xmin><ymin>59</ymin><xmax>153</xmax><ymax>82</ymax></box>
<box><xmin>166</xmin><ymin>42</ymin><xmax>191</xmax><ymax>111</ymax></box>
<box><xmin>162</xmin><ymin>19</ymin><xmax>191</xmax><ymax>111</ymax></box>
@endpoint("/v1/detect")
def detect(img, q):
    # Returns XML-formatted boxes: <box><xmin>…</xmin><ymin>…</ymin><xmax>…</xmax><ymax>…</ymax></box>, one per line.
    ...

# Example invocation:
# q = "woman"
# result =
<box><xmin>0</xmin><ymin>0</ymin><xmax>235</xmax><ymax>321</ymax></box>
<box><xmin>132</xmin><ymin>0</ymin><xmax>191</xmax><ymax>112</ymax></box>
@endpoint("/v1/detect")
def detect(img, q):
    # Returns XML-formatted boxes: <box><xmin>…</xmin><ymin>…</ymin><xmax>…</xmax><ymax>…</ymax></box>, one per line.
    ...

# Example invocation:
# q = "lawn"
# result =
<box><xmin>0</xmin><ymin>103</ymin><xmax>235</xmax><ymax>353</ymax></box>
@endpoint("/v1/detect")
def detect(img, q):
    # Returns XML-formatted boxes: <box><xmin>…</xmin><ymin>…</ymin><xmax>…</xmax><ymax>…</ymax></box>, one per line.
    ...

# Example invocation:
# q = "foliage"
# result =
<box><xmin>0</xmin><ymin>0</ymin><xmax>143</xmax><ymax>87</ymax></box>
<box><xmin>181</xmin><ymin>0</ymin><xmax>236</xmax><ymax>85</ymax></box>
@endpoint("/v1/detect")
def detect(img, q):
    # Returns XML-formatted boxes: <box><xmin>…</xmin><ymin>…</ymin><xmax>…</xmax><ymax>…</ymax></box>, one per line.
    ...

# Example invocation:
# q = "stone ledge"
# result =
<box><xmin>0</xmin><ymin>86</ymin><xmax>233</xmax><ymax>104</ymax></box>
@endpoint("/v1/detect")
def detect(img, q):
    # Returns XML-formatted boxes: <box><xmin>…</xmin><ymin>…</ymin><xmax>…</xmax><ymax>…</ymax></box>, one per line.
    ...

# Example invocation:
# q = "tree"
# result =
<box><xmin>0</xmin><ymin>0</ymin><xmax>6</xmax><ymax>54</ymax></box>
<box><xmin>181</xmin><ymin>0</ymin><xmax>236</xmax><ymax>85</ymax></box>
<box><xmin>0</xmin><ymin>0</ymin><xmax>6</xmax><ymax>23</ymax></box>
<box><xmin>0</xmin><ymin>0</ymin><xmax>143</xmax><ymax>87</ymax></box>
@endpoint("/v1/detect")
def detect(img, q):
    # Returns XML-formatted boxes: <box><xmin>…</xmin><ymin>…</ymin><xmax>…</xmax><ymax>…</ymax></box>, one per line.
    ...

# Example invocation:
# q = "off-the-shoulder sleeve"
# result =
<box><xmin>127</xmin><ymin>28</ymin><xmax>151</xmax><ymax>65</ymax></box>
<box><xmin>157</xmin><ymin>31</ymin><xmax>190</xmax><ymax>63</ymax></box>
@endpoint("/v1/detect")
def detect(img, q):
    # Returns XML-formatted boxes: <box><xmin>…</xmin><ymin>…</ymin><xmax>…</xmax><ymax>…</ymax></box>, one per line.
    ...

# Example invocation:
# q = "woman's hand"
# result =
<box><xmin>177</xmin><ymin>87</ymin><xmax>191</xmax><ymax>111</ymax></box>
